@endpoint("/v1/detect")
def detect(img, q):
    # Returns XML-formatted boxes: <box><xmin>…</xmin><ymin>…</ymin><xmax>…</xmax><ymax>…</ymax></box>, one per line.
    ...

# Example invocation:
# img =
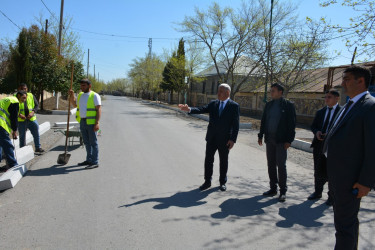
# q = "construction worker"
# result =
<box><xmin>69</xmin><ymin>79</ymin><xmax>101</xmax><ymax>169</ymax></box>
<box><xmin>16</xmin><ymin>83</ymin><xmax>44</xmax><ymax>153</ymax></box>
<box><xmin>0</xmin><ymin>91</ymin><xmax>27</xmax><ymax>171</ymax></box>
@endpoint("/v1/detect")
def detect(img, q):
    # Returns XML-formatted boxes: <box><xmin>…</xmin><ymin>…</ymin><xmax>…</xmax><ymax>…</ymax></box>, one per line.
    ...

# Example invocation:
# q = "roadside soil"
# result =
<box><xmin>39</xmin><ymin>96</ymin><xmax>70</xmax><ymax>112</ymax></box>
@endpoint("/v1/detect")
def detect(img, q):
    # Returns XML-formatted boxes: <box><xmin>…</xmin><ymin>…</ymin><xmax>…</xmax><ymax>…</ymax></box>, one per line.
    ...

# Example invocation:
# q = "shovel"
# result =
<box><xmin>57</xmin><ymin>63</ymin><xmax>74</xmax><ymax>164</ymax></box>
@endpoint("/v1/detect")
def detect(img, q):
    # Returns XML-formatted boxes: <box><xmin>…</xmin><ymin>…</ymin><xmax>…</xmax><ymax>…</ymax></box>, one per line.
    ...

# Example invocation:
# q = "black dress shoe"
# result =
<box><xmin>325</xmin><ymin>198</ymin><xmax>334</xmax><ymax>206</ymax></box>
<box><xmin>199</xmin><ymin>181</ymin><xmax>211</xmax><ymax>191</ymax></box>
<box><xmin>263</xmin><ymin>189</ymin><xmax>277</xmax><ymax>196</ymax></box>
<box><xmin>308</xmin><ymin>192</ymin><xmax>322</xmax><ymax>200</ymax></box>
<box><xmin>219</xmin><ymin>184</ymin><xmax>226</xmax><ymax>191</ymax></box>
<box><xmin>78</xmin><ymin>160</ymin><xmax>91</xmax><ymax>166</ymax></box>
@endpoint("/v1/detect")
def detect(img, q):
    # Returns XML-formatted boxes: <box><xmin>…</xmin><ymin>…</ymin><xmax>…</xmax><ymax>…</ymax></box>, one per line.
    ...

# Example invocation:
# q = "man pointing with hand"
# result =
<box><xmin>179</xmin><ymin>83</ymin><xmax>239</xmax><ymax>192</ymax></box>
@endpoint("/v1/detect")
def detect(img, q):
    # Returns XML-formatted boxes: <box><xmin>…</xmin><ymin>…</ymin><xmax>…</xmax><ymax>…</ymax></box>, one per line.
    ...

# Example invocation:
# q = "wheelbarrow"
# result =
<box><xmin>56</xmin><ymin>126</ymin><xmax>83</xmax><ymax>147</ymax></box>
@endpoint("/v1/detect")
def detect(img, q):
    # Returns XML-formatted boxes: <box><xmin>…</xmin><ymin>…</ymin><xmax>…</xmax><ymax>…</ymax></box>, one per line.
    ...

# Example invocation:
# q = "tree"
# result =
<box><xmin>0</xmin><ymin>43</ymin><xmax>10</xmax><ymax>86</ymax></box>
<box><xmin>320</xmin><ymin>0</ymin><xmax>375</xmax><ymax>60</ymax></box>
<box><xmin>128</xmin><ymin>54</ymin><xmax>165</xmax><ymax>98</ymax></box>
<box><xmin>271</xmin><ymin>19</ymin><xmax>332</xmax><ymax>96</ymax></box>
<box><xmin>256</xmin><ymin>1</ymin><xmax>333</xmax><ymax>97</ymax></box>
<box><xmin>179</xmin><ymin>1</ymin><xmax>267</xmax><ymax>99</ymax></box>
<box><xmin>2</xmin><ymin>28</ymin><xmax>33</xmax><ymax>93</ymax></box>
<box><xmin>37</xmin><ymin>14</ymin><xmax>84</xmax><ymax>61</ymax></box>
<box><xmin>185</xmin><ymin>39</ymin><xmax>206</xmax><ymax>86</ymax></box>
<box><xmin>104</xmin><ymin>78</ymin><xmax>132</xmax><ymax>95</ymax></box>
<box><xmin>2</xmin><ymin>25</ymin><xmax>84</xmax><ymax>100</ymax></box>
<box><xmin>160</xmin><ymin>38</ymin><xmax>187</xmax><ymax>102</ymax></box>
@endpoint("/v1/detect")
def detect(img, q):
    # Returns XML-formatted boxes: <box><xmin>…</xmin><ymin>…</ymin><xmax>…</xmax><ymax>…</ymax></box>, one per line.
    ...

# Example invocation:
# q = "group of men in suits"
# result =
<box><xmin>179</xmin><ymin>66</ymin><xmax>374</xmax><ymax>249</ymax></box>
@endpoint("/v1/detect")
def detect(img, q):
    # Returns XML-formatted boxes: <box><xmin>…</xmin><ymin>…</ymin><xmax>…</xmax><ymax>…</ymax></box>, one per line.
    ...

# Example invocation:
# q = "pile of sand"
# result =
<box><xmin>40</xmin><ymin>96</ymin><xmax>70</xmax><ymax>110</ymax></box>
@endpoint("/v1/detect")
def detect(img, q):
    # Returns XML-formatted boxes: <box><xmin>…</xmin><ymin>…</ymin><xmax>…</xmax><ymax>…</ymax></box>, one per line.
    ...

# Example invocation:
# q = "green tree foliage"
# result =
<box><xmin>128</xmin><ymin>54</ymin><xmax>164</xmax><ymax>98</ymax></box>
<box><xmin>160</xmin><ymin>38</ymin><xmax>187</xmax><ymax>101</ymax></box>
<box><xmin>103</xmin><ymin>78</ymin><xmax>132</xmax><ymax>95</ymax></box>
<box><xmin>320</xmin><ymin>0</ymin><xmax>375</xmax><ymax>60</ymax></box>
<box><xmin>2</xmin><ymin>28</ymin><xmax>33</xmax><ymax>93</ymax></box>
<box><xmin>2</xmin><ymin>25</ymin><xmax>84</xmax><ymax>98</ymax></box>
<box><xmin>88</xmin><ymin>74</ymin><xmax>106</xmax><ymax>94</ymax></box>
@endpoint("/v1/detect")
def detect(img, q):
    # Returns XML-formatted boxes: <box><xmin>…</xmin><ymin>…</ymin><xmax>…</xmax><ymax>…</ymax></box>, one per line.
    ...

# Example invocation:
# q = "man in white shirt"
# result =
<box><xmin>69</xmin><ymin>79</ymin><xmax>101</xmax><ymax>169</ymax></box>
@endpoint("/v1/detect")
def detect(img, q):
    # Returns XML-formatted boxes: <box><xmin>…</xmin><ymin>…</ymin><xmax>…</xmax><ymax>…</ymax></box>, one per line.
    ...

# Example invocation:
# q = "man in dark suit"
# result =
<box><xmin>323</xmin><ymin>66</ymin><xmax>375</xmax><ymax>249</ymax></box>
<box><xmin>179</xmin><ymin>83</ymin><xmax>240</xmax><ymax>192</ymax></box>
<box><xmin>258</xmin><ymin>83</ymin><xmax>296</xmax><ymax>202</ymax></box>
<box><xmin>309</xmin><ymin>89</ymin><xmax>342</xmax><ymax>206</ymax></box>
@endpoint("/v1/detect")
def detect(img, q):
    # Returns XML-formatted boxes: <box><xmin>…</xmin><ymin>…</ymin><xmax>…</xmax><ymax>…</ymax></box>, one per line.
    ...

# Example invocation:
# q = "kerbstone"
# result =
<box><xmin>0</xmin><ymin>164</ymin><xmax>27</xmax><ymax>191</ymax></box>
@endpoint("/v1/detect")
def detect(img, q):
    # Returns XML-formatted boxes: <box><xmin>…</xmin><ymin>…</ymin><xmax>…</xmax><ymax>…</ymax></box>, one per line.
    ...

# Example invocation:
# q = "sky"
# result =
<box><xmin>0</xmin><ymin>0</ymin><xmax>358</xmax><ymax>83</ymax></box>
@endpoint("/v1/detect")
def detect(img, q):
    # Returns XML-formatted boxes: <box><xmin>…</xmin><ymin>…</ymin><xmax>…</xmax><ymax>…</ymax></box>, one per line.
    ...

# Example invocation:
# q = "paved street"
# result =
<box><xmin>0</xmin><ymin>96</ymin><xmax>374</xmax><ymax>249</ymax></box>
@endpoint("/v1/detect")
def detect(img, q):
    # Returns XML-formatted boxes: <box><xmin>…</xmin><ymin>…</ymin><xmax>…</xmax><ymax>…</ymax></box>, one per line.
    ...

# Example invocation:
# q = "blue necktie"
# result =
<box><xmin>219</xmin><ymin>101</ymin><xmax>224</xmax><ymax>116</ymax></box>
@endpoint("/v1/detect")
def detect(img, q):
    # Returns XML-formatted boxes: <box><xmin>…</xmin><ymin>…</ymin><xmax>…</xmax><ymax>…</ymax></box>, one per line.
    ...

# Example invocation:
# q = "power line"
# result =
<box><xmin>0</xmin><ymin>9</ymin><xmax>21</xmax><ymax>30</ymax></box>
<box><xmin>40</xmin><ymin>0</ymin><xmax>59</xmax><ymax>23</ymax></box>
<box><xmin>71</xmin><ymin>27</ymin><xmax>179</xmax><ymax>41</ymax></box>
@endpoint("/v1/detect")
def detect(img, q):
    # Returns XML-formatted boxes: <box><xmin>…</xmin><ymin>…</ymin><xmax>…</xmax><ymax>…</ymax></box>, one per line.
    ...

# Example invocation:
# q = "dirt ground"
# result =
<box><xmin>39</xmin><ymin>96</ymin><xmax>70</xmax><ymax>111</ymax></box>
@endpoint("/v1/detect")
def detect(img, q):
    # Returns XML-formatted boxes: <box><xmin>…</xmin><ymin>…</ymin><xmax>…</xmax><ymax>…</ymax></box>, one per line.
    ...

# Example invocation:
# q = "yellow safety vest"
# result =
<box><xmin>76</xmin><ymin>91</ymin><xmax>97</xmax><ymax>125</ymax></box>
<box><xmin>15</xmin><ymin>92</ymin><xmax>36</xmax><ymax>122</ymax></box>
<box><xmin>0</xmin><ymin>96</ymin><xmax>19</xmax><ymax>134</ymax></box>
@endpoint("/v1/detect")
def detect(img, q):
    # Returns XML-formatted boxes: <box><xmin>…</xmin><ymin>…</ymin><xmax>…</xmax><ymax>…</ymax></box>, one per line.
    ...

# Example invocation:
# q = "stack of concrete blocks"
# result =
<box><xmin>0</xmin><ymin>121</ymin><xmax>51</xmax><ymax>191</ymax></box>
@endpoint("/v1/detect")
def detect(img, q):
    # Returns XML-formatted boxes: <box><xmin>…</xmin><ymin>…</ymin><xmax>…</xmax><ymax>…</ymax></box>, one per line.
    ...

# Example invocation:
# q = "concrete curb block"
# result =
<box><xmin>53</xmin><ymin>121</ymin><xmax>79</xmax><ymax>128</ymax></box>
<box><xmin>144</xmin><ymin>101</ymin><xmax>252</xmax><ymax>129</ymax></box>
<box><xmin>15</xmin><ymin>145</ymin><xmax>34</xmax><ymax>165</ymax></box>
<box><xmin>51</xmin><ymin>108</ymin><xmax>77</xmax><ymax>115</ymax></box>
<box><xmin>0</xmin><ymin>164</ymin><xmax>27</xmax><ymax>191</ymax></box>
<box><xmin>291</xmin><ymin>139</ymin><xmax>313</xmax><ymax>153</ymax></box>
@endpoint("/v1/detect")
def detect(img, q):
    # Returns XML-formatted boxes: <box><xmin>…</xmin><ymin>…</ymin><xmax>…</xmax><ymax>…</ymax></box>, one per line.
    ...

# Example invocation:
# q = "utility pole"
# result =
<box><xmin>98</xmin><ymin>72</ymin><xmax>99</xmax><ymax>82</ymax></box>
<box><xmin>41</xmin><ymin>19</ymin><xmax>48</xmax><ymax>111</ymax></box>
<box><xmin>148</xmin><ymin>38</ymin><xmax>152</xmax><ymax>58</ymax></box>
<box><xmin>87</xmin><ymin>49</ymin><xmax>90</xmax><ymax>78</ymax></box>
<box><xmin>264</xmin><ymin>0</ymin><xmax>274</xmax><ymax>103</ymax></box>
<box><xmin>94</xmin><ymin>64</ymin><xmax>96</xmax><ymax>80</ymax></box>
<box><xmin>55</xmin><ymin>0</ymin><xmax>64</xmax><ymax>109</ymax></box>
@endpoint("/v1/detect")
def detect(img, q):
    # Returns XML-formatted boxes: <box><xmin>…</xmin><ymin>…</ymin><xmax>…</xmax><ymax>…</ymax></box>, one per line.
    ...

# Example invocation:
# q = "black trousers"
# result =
<box><xmin>312</xmin><ymin>141</ymin><xmax>329</xmax><ymax>194</ymax></box>
<box><xmin>266</xmin><ymin>139</ymin><xmax>287</xmax><ymax>194</ymax></box>
<box><xmin>329</xmin><ymin>182</ymin><xmax>361</xmax><ymax>250</ymax></box>
<box><xmin>204</xmin><ymin>138</ymin><xmax>229</xmax><ymax>185</ymax></box>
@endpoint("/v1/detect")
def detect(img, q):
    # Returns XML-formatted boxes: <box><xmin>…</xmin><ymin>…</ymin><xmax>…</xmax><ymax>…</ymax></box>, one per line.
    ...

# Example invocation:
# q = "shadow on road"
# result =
<box><xmin>49</xmin><ymin>144</ymin><xmax>82</xmax><ymax>152</ymax></box>
<box><xmin>211</xmin><ymin>195</ymin><xmax>278</xmax><ymax>219</ymax></box>
<box><xmin>26</xmin><ymin>164</ymin><xmax>86</xmax><ymax>176</ymax></box>
<box><xmin>276</xmin><ymin>199</ymin><xmax>329</xmax><ymax>228</ymax></box>
<box><xmin>120</xmin><ymin>187</ymin><xmax>219</xmax><ymax>209</ymax></box>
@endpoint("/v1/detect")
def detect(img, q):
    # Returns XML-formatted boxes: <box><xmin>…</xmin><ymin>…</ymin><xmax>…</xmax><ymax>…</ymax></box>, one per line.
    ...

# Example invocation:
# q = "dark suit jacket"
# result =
<box><xmin>326</xmin><ymin>93</ymin><xmax>375</xmax><ymax>190</ymax></box>
<box><xmin>190</xmin><ymin>99</ymin><xmax>240</xmax><ymax>143</ymax></box>
<box><xmin>310</xmin><ymin>105</ymin><xmax>342</xmax><ymax>148</ymax></box>
<box><xmin>258</xmin><ymin>97</ymin><xmax>296</xmax><ymax>144</ymax></box>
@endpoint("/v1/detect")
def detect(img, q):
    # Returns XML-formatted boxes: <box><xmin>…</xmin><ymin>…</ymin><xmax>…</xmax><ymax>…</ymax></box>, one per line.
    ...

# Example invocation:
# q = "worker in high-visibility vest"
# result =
<box><xmin>17</xmin><ymin>83</ymin><xmax>44</xmax><ymax>153</ymax></box>
<box><xmin>69</xmin><ymin>79</ymin><xmax>101</xmax><ymax>169</ymax></box>
<box><xmin>0</xmin><ymin>91</ymin><xmax>27</xmax><ymax>172</ymax></box>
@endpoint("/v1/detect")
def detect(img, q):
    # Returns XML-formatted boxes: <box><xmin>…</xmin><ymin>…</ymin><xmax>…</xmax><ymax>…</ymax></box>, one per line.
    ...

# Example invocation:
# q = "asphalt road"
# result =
<box><xmin>0</xmin><ymin>96</ymin><xmax>374</xmax><ymax>250</ymax></box>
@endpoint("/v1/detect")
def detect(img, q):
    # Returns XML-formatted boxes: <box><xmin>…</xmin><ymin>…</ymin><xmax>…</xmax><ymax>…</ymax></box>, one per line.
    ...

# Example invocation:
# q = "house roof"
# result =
<box><xmin>195</xmin><ymin>56</ymin><xmax>264</xmax><ymax>77</ymax></box>
<box><xmin>252</xmin><ymin>62</ymin><xmax>375</xmax><ymax>93</ymax></box>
